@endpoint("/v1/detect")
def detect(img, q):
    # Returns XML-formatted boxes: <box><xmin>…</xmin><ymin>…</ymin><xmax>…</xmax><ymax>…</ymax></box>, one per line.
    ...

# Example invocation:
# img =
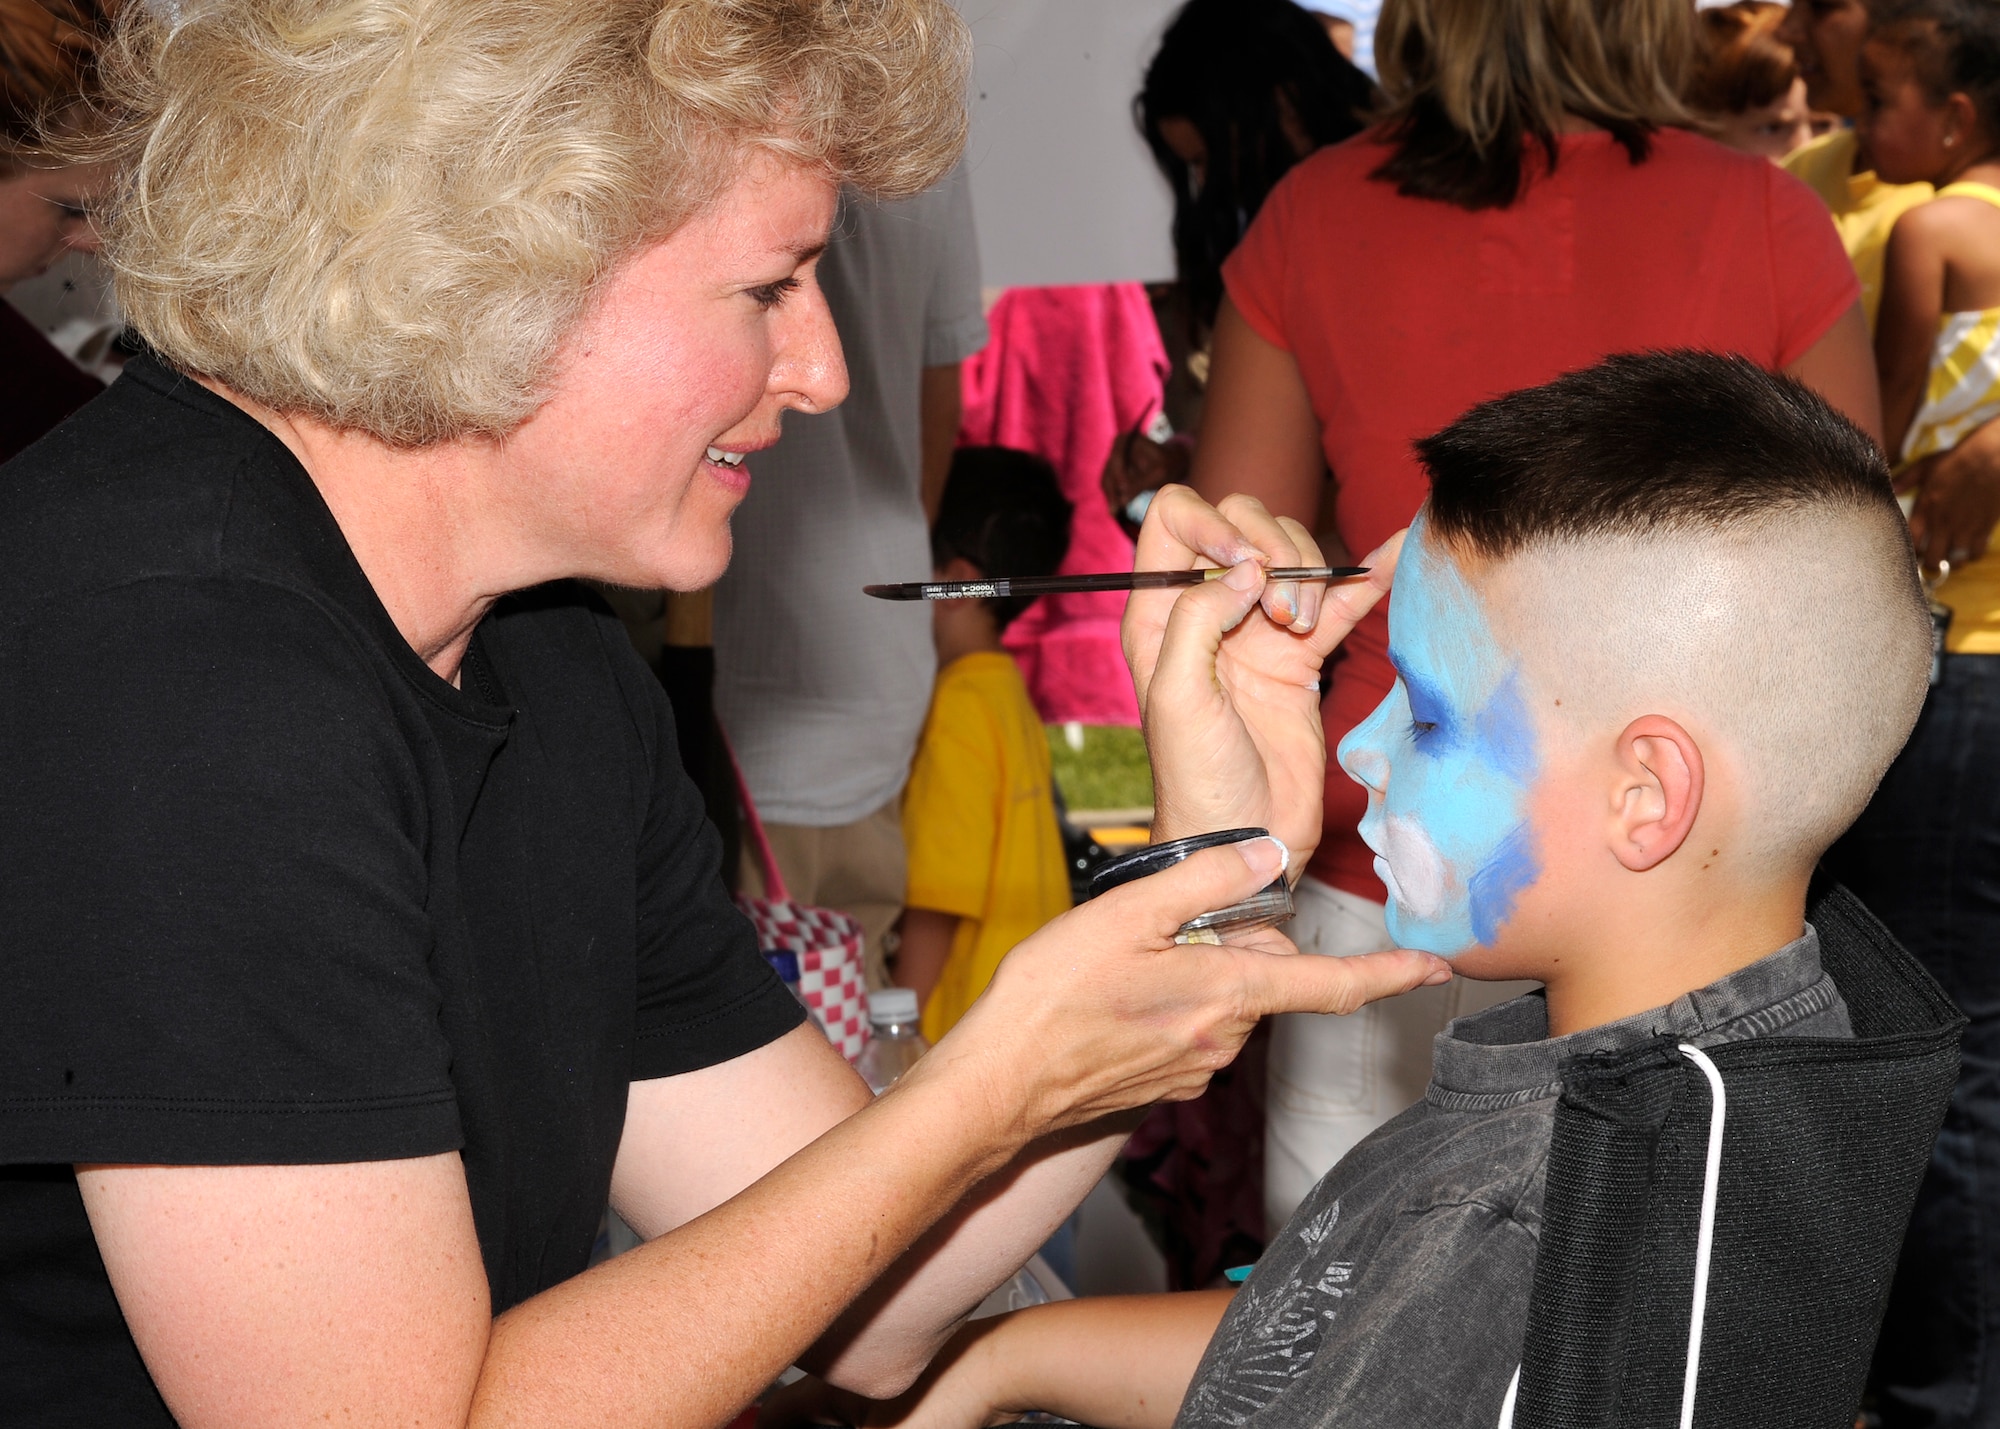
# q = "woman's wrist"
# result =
<box><xmin>876</xmin><ymin>1035</ymin><xmax>1043</xmax><ymax>1181</ymax></box>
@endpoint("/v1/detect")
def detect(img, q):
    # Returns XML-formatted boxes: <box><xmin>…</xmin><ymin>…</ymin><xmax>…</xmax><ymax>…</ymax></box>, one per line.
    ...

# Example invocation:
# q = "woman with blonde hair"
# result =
<box><xmin>1186</xmin><ymin>0</ymin><xmax>1878</xmax><ymax>1249</ymax></box>
<box><xmin>0</xmin><ymin>1</ymin><xmax>1451</xmax><ymax>1424</ymax></box>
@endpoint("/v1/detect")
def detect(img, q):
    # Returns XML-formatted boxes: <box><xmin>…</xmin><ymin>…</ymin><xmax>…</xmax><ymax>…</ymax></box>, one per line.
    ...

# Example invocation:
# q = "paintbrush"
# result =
<box><xmin>864</xmin><ymin>565</ymin><xmax>1370</xmax><ymax>602</ymax></box>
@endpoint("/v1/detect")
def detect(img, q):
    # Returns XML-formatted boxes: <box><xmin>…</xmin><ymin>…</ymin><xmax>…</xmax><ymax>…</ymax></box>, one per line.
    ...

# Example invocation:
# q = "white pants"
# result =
<box><xmin>1264</xmin><ymin>877</ymin><xmax>1539</xmax><ymax>1232</ymax></box>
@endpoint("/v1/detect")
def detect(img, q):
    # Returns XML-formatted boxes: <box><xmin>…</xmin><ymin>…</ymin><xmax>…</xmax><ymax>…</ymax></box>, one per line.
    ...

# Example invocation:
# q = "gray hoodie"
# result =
<box><xmin>1175</xmin><ymin>929</ymin><xmax>1852</xmax><ymax>1429</ymax></box>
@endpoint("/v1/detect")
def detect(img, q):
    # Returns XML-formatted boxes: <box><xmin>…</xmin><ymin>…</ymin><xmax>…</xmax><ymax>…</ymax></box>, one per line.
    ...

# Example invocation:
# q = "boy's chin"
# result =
<box><xmin>1385</xmin><ymin>909</ymin><xmax>1524</xmax><ymax>978</ymax></box>
<box><xmin>1432</xmin><ymin>941</ymin><xmax>1541</xmax><ymax>983</ymax></box>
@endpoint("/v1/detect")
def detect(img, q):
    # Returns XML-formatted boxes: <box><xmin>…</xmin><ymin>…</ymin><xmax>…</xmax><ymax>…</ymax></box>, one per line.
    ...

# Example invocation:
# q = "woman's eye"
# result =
<box><xmin>749</xmin><ymin>277</ymin><xmax>801</xmax><ymax>310</ymax></box>
<box><xmin>1409</xmin><ymin>720</ymin><xmax>1438</xmax><ymax>742</ymax></box>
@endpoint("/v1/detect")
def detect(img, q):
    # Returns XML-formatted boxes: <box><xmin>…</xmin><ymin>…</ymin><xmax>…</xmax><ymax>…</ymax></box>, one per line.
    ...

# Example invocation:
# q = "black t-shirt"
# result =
<box><xmin>0</xmin><ymin>300</ymin><xmax>104</xmax><ymax>465</ymax></box>
<box><xmin>0</xmin><ymin>357</ymin><xmax>804</xmax><ymax>1422</ymax></box>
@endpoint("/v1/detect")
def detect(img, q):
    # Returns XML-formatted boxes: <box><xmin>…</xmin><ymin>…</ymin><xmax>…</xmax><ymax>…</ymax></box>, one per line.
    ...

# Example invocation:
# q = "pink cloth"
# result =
<box><xmin>960</xmin><ymin>284</ymin><xmax>1169</xmax><ymax>727</ymax></box>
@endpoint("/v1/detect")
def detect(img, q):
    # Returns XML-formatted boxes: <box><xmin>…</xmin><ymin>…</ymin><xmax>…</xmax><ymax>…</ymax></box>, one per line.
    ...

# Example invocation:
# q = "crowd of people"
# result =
<box><xmin>4</xmin><ymin>0</ymin><xmax>2000</xmax><ymax>1425</ymax></box>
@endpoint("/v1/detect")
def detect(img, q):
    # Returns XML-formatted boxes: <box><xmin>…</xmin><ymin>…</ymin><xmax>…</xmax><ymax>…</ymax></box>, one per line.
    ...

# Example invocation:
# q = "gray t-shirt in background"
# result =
<box><xmin>1175</xmin><ymin>929</ymin><xmax>1854</xmax><ymax>1429</ymax></box>
<box><xmin>714</xmin><ymin>167</ymin><xmax>987</xmax><ymax>826</ymax></box>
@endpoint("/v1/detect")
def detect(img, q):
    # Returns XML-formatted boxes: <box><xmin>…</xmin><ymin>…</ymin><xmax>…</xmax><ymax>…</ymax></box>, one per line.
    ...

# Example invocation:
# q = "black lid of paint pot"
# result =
<box><xmin>1088</xmin><ymin>827</ymin><xmax>1271</xmax><ymax>899</ymax></box>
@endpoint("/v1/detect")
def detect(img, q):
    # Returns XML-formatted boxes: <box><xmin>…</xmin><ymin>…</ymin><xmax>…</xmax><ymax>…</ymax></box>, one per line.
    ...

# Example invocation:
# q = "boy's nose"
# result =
<box><xmin>1337</xmin><ymin>702</ymin><xmax>1394</xmax><ymax>792</ymax></box>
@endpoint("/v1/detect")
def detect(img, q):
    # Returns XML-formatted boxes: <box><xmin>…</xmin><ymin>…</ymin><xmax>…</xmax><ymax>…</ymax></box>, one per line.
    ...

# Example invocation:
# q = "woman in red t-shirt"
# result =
<box><xmin>1188</xmin><ymin>0</ymin><xmax>1877</xmax><ymax>1232</ymax></box>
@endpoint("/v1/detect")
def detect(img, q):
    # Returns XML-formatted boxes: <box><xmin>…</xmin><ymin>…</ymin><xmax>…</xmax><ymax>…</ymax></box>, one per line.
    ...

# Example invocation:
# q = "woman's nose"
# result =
<box><xmin>772</xmin><ymin>283</ymin><xmax>849</xmax><ymax>416</ymax></box>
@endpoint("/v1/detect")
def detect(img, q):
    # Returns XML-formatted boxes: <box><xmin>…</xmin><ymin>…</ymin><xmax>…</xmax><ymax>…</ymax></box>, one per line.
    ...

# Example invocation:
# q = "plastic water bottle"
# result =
<box><xmin>855</xmin><ymin>988</ymin><xmax>928</xmax><ymax>1093</ymax></box>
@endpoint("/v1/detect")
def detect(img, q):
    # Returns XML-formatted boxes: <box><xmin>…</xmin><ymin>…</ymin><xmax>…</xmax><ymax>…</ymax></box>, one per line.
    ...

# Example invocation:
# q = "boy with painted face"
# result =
<box><xmin>770</xmin><ymin>351</ymin><xmax>1932</xmax><ymax>1429</ymax></box>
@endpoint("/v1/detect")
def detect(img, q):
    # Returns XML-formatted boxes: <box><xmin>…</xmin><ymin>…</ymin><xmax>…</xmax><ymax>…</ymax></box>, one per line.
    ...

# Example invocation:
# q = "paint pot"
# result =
<box><xmin>1088</xmin><ymin>827</ymin><xmax>1294</xmax><ymax>943</ymax></box>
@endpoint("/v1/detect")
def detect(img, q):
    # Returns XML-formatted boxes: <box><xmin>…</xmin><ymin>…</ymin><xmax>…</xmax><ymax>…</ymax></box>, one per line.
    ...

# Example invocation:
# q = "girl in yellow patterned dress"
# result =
<box><xmin>1866</xmin><ymin>2</ymin><xmax>2000</xmax><ymax>646</ymax></box>
<box><xmin>1839</xmin><ymin>9</ymin><xmax>2000</xmax><ymax>1419</ymax></box>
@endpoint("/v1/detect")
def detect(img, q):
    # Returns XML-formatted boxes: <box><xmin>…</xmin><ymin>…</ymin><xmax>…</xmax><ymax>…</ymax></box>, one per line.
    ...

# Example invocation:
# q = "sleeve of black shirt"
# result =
<box><xmin>0</xmin><ymin>575</ymin><xmax>462</xmax><ymax>1165</ymax></box>
<box><xmin>604</xmin><ymin>611</ymin><xmax>805</xmax><ymax>1081</ymax></box>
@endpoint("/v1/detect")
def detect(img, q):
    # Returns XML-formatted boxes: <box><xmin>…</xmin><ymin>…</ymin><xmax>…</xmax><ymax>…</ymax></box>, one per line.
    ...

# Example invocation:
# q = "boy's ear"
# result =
<box><xmin>938</xmin><ymin>555</ymin><xmax>984</xmax><ymax>582</ymax></box>
<box><xmin>1608</xmin><ymin>715</ymin><xmax>1704</xmax><ymax>873</ymax></box>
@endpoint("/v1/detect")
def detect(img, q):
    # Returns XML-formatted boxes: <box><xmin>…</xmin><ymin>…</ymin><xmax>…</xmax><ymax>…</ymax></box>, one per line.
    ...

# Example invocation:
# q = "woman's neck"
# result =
<box><xmin>202</xmin><ymin>378</ymin><xmax>530</xmax><ymax>684</ymax></box>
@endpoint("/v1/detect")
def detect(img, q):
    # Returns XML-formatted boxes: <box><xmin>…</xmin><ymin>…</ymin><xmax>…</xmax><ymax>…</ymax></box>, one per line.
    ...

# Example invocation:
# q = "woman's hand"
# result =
<box><xmin>1122</xmin><ymin>485</ymin><xmax>1401</xmax><ymax>867</ymax></box>
<box><xmin>919</xmin><ymin>834</ymin><xmax>1446</xmax><ymax>1140</ymax></box>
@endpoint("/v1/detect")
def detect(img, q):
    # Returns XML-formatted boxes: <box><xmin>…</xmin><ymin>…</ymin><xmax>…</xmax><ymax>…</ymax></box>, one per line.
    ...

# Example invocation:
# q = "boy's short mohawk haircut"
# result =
<box><xmin>1418</xmin><ymin>350</ymin><xmax>1896</xmax><ymax>556</ymax></box>
<box><xmin>1411</xmin><ymin>348</ymin><xmax>1930</xmax><ymax>875</ymax></box>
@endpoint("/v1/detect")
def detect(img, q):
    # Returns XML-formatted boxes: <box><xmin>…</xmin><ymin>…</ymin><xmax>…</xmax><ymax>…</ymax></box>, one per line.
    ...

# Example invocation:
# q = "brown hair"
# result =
<box><xmin>1687</xmin><ymin>2</ymin><xmax>1797</xmax><ymax>116</ymax></box>
<box><xmin>0</xmin><ymin>0</ymin><xmax>109</xmax><ymax>164</ymax></box>
<box><xmin>1870</xmin><ymin>0</ymin><xmax>2000</xmax><ymax>142</ymax></box>
<box><xmin>1371</xmin><ymin>0</ymin><xmax>1697</xmax><ymax>212</ymax></box>
<box><xmin>77</xmin><ymin>0</ymin><xmax>969</xmax><ymax>445</ymax></box>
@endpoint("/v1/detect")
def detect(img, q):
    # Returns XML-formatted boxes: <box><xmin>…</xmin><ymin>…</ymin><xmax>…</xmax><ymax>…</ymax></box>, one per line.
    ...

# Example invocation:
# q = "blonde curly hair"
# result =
<box><xmin>80</xmin><ymin>0</ymin><xmax>969</xmax><ymax>443</ymax></box>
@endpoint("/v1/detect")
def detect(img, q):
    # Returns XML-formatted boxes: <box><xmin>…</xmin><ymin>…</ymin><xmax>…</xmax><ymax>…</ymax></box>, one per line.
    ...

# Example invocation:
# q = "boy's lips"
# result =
<box><xmin>1373</xmin><ymin>855</ymin><xmax>1411</xmax><ymax>910</ymax></box>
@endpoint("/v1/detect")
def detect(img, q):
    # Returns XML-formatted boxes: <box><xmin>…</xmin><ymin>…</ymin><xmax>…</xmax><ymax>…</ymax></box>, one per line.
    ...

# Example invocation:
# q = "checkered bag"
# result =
<box><xmin>727</xmin><ymin>746</ymin><xmax>872</xmax><ymax>1063</ymax></box>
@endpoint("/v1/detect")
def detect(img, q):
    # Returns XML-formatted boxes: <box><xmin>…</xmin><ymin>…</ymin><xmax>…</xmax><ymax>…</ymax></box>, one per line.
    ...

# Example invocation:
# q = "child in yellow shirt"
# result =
<box><xmin>897</xmin><ymin>447</ymin><xmax>1076</xmax><ymax>1043</ymax></box>
<box><xmin>1863</xmin><ymin>3</ymin><xmax>2000</xmax><ymax>650</ymax></box>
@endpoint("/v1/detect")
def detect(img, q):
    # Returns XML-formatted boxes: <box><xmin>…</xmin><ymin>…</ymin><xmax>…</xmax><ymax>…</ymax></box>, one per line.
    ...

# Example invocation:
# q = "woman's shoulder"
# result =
<box><xmin>1593</xmin><ymin>125</ymin><xmax>1780</xmax><ymax>199</ymax></box>
<box><xmin>1264</xmin><ymin>128</ymin><xmax>1405</xmax><ymax>209</ymax></box>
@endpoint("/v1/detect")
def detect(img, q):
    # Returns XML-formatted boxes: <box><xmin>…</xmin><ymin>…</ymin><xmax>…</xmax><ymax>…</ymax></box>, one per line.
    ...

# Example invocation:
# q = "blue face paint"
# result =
<box><xmin>1335</xmin><ymin>518</ymin><xmax>1542</xmax><ymax>955</ymax></box>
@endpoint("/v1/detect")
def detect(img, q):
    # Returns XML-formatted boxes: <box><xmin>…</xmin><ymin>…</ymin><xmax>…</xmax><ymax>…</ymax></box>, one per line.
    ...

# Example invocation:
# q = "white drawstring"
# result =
<box><xmin>1677</xmin><ymin>1043</ymin><xmax>1727</xmax><ymax>1429</ymax></box>
<box><xmin>1495</xmin><ymin>1365</ymin><xmax>1520</xmax><ymax>1428</ymax></box>
<box><xmin>1495</xmin><ymin>1044</ymin><xmax>1726</xmax><ymax>1429</ymax></box>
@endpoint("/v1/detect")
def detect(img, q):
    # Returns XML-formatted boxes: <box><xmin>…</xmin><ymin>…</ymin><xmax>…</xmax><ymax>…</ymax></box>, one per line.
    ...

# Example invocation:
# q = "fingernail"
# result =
<box><xmin>1292</xmin><ymin>588</ymin><xmax>1320</xmax><ymax>633</ymax></box>
<box><xmin>1423</xmin><ymin>960</ymin><xmax>1453</xmax><ymax>985</ymax></box>
<box><xmin>1238</xmin><ymin>835</ymin><xmax>1289</xmax><ymax>879</ymax></box>
<box><xmin>1223</xmin><ymin>560</ymin><xmax>1262</xmax><ymax>593</ymax></box>
<box><xmin>1276</xmin><ymin>581</ymin><xmax>1299</xmax><ymax>621</ymax></box>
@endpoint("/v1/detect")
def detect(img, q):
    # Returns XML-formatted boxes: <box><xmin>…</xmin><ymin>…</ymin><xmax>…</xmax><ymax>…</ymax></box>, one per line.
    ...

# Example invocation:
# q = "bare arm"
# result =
<box><xmin>83</xmin><ymin>847</ymin><xmax>1443</xmax><ymax>1428</ymax></box>
<box><xmin>763</xmin><ymin>1292</ymin><xmax>1234</xmax><ymax>1429</ymax></box>
<box><xmin>968</xmin><ymin>1293</ymin><xmax>1231</xmax><ymax>1429</ymax></box>
<box><xmin>1904</xmin><ymin>414</ymin><xmax>2000</xmax><ymax>566</ymax></box>
<box><xmin>609</xmin><ymin>1020</ymin><xmax>1133</xmax><ymax>1399</ymax></box>
<box><xmin>1187</xmin><ymin>298</ymin><xmax>1323</xmax><ymax>527</ymax></box>
<box><xmin>78</xmin><ymin>491</ymin><xmax>1450</xmax><ymax>1428</ymax></box>
<box><xmin>1875</xmin><ymin>212</ymin><xmax>1946</xmax><ymax>459</ymax></box>
<box><xmin>920</xmin><ymin>364</ymin><xmax>963</xmax><ymax>524</ymax></box>
<box><xmin>893</xmin><ymin>907</ymin><xmax>959</xmax><ymax>1009</ymax></box>
<box><xmin>1786</xmin><ymin>298</ymin><xmax>1883</xmax><ymax>450</ymax></box>
<box><xmin>79</xmin><ymin>1059</ymin><xmax>1027</xmax><ymax>1429</ymax></box>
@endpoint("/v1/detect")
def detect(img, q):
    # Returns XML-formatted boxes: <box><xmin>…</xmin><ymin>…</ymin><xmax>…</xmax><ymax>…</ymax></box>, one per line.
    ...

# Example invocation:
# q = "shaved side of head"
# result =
<box><xmin>1419</xmin><ymin>351</ymin><xmax>1931</xmax><ymax>875</ymax></box>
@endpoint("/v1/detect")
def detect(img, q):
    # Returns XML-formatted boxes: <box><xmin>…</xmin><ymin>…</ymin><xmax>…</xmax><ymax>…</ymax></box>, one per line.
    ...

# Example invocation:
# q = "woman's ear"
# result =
<box><xmin>1608</xmin><ymin>714</ymin><xmax>1704</xmax><ymax>873</ymax></box>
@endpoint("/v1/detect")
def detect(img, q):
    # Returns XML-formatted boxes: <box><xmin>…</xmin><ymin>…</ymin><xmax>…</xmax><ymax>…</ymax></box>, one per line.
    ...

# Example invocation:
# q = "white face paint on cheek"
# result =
<box><xmin>1382</xmin><ymin>814</ymin><xmax>1448</xmax><ymax>920</ymax></box>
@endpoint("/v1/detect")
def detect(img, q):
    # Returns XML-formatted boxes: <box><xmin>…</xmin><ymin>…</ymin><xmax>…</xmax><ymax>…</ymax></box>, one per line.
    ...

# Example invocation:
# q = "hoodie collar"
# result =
<box><xmin>1426</xmin><ymin>926</ymin><xmax>1842</xmax><ymax>1113</ymax></box>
